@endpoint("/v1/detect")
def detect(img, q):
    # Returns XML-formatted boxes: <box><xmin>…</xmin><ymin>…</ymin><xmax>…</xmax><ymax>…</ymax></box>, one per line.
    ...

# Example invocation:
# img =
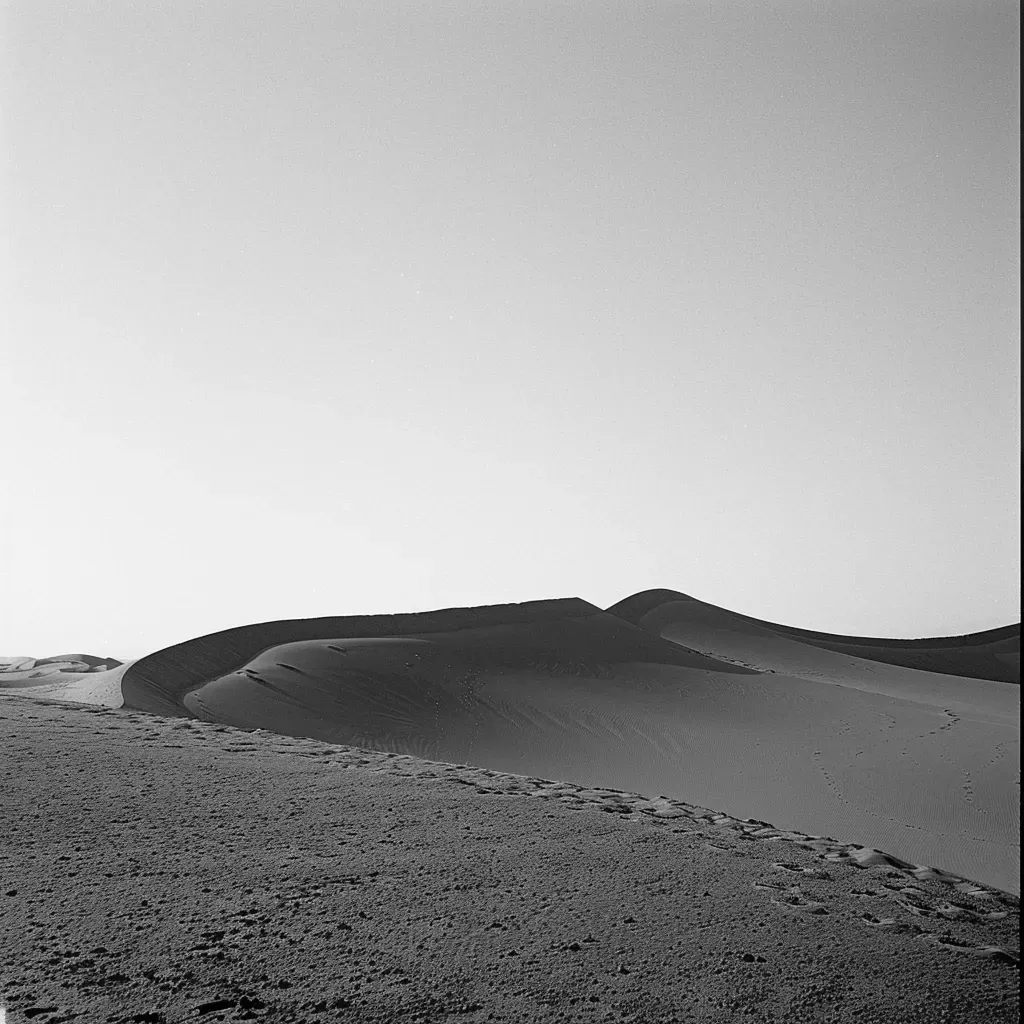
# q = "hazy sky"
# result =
<box><xmin>3</xmin><ymin>1</ymin><xmax>1019</xmax><ymax>657</ymax></box>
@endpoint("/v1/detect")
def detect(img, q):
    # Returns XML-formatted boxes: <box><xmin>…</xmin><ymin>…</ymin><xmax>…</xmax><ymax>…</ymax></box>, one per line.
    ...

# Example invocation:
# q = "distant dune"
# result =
<box><xmin>120</xmin><ymin>594</ymin><xmax>1021</xmax><ymax>895</ymax></box>
<box><xmin>0</xmin><ymin>653</ymin><xmax>123</xmax><ymax>677</ymax></box>
<box><xmin>609</xmin><ymin>588</ymin><xmax>1020</xmax><ymax>684</ymax></box>
<box><xmin>0</xmin><ymin>653</ymin><xmax>129</xmax><ymax>707</ymax></box>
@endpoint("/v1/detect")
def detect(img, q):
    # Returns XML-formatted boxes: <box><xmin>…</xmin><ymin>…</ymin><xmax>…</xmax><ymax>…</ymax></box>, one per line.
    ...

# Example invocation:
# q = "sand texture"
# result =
<box><xmin>0</xmin><ymin>696</ymin><xmax>1018</xmax><ymax>1024</ymax></box>
<box><xmin>3</xmin><ymin>594</ymin><xmax>1018</xmax><ymax>1020</ymax></box>
<box><xmin>120</xmin><ymin>597</ymin><xmax>1020</xmax><ymax>894</ymax></box>
<box><xmin>0</xmin><ymin>658</ymin><xmax>131</xmax><ymax>709</ymax></box>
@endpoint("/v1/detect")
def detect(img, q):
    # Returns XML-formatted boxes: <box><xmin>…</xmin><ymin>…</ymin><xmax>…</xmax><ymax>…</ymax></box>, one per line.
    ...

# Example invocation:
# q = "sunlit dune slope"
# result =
<box><xmin>123</xmin><ymin>596</ymin><xmax>1020</xmax><ymax>893</ymax></box>
<box><xmin>609</xmin><ymin>589</ymin><xmax>1020</xmax><ymax>684</ymax></box>
<box><xmin>0</xmin><ymin>653</ymin><xmax>123</xmax><ymax>679</ymax></box>
<box><xmin>0</xmin><ymin>653</ymin><xmax>129</xmax><ymax>707</ymax></box>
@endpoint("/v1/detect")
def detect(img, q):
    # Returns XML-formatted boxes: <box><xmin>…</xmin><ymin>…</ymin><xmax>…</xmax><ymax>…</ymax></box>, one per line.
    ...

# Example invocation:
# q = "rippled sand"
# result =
<box><xmin>0</xmin><ymin>696</ymin><xmax>1018</xmax><ymax>1023</ymax></box>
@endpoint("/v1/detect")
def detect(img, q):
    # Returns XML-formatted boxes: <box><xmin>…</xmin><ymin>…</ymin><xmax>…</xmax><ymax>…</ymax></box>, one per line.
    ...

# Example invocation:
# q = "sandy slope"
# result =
<box><xmin>0</xmin><ymin>658</ymin><xmax>130</xmax><ymax>708</ymax></box>
<box><xmin>609</xmin><ymin>590</ymin><xmax>1020</xmax><ymax>684</ymax></box>
<box><xmin>118</xmin><ymin>599</ymin><xmax>1020</xmax><ymax>894</ymax></box>
<box><xmin>120</xmin><ymin>600</ymin><xmax>732</xmax><ymax>717</ymax></box>
<box><xmin>0</xmin><ymin>695</ymin><xmax>1018</xmax><ymax>1024</ymax></box>
<box><xmin>603</xmin><ymin>592</ymin><xmax>1021</xmax><ymax>893</ymax></box>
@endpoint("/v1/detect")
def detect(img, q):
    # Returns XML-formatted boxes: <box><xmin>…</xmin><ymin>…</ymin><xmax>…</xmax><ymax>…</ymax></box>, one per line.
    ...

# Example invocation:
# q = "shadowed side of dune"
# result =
<box><xmin>179</xmin><ymin>614</ymin><xmax>751</xmax><ymax>759</ymax></box>
<box><xmin>609</xmin><ymin>589</ymin><xmax>1021</xmax><ymax>683</ymax></box>
<box><xmin>122</xmin><ymin>598</ymin><xmax>742</xmax><ymax>718</ymax></box>
<box><xmin>123</xmin><ymin>600</ymin><xmax>585</xmax><ymax>716</ymax></box>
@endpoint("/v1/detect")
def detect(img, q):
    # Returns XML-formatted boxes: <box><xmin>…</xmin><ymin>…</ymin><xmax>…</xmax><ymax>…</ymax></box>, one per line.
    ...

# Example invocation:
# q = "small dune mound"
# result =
<box><xmin>847</xmin><ymin>847</ymin><xmax>915</xmax><ymax>870</ymax></box>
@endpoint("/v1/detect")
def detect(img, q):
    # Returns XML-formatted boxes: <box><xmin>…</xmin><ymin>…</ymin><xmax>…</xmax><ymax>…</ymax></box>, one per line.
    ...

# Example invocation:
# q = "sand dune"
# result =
<box><xmin>0</xmin><ymin>654</ymin><xmax>129</xmax><ymax>708</ymax></box>
<box><xmin>120</xmin><ymin>599</ymin><xmax>736</xmax><ymax>715</ymax></box>
<box><xmin>2</xmin><ymin>593</ymin><xmax>1019</xmax><ymax>1021</ymax></box>
<box><xmin>0</xmin><ymin>653</ymin><xmax>123</xmax><ymax>679</ymax></box>
<box><xmin>610</xmin><ymin>589</ymin><xmax>1020</xmax><ymax>684</ymax></box>
<box><xmin>118</xmin><ymin>595</ymin><xmax>1020</xmax><ymax>894</ymax></box>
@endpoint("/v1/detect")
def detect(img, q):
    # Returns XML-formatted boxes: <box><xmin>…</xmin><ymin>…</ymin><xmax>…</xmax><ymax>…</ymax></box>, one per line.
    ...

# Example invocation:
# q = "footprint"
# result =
<box><xmin>859</xmin><ymin>914</ymin><xmax>922</xmax><ymax>935</ymax></box>
<box><xmin>923</xmin><ymin>935</ymin><xmax>1020</xmax><ymax>964</ymax></box>
<box><xmin>969</xmin><ymin>947</ymin><xmax>1019</xmax><ymax>964</ymax></box>
<box><xmin>859</xmin><ymin>913</ymin><xmax>900</xmax><ymax>927</ymax></box>
<box><xmin>771</xmin><ymin>861</ymin><xmax>814</xmax><ymax>874</ymax></box>
<box><xmin>771</xmin><ymin>891</ymin><xmax>829</xmax><ymax>915</ymax></box>
<box><xmin>893</xmin><ymin>897</ymin><xmax>934</xmax><ymax>917</ymax></box>
<box><xmin>935</xmin><ymin>902</ymin><xmax>976</xmax><ymax>919</ymax></box>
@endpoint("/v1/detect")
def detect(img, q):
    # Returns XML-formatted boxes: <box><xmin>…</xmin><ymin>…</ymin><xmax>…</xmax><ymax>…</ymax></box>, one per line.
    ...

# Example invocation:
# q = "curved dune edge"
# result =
<box><xmin>122</xmin><ymin>599</ymin><xmax>605</xmax><ymax>715</ymax></box>
<box><xmin>121</xmin><ymin>598</ymin><xmax>739</xmax><ymax>717</ymax></box>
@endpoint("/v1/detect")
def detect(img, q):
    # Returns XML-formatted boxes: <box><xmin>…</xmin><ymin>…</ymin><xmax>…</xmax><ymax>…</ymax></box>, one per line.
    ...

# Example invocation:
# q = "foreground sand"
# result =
<box><xmin>1</xmin><ymin>696</ymin><xmax>1018</xmax><ymax>1024</ymax></box>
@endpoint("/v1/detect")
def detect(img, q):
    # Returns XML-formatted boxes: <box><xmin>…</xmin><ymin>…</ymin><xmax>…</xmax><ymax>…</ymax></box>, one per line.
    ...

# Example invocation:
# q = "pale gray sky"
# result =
<box><xmin>3</xmin><ymin>1</ymin><xmax>1019</xmax><ymax>657</ymax></box>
